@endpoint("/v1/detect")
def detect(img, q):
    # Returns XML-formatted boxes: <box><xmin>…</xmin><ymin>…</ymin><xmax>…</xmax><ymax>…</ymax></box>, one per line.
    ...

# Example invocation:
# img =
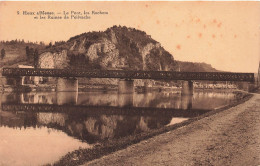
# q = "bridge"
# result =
<box><xmin>2</xmin><ymin>68</ymin><xmax>254</xmax><ymax>81</ymax></box>
<box><xmin>2</xmin><ymin>68</ymin><xmax>255</xmax><ymax>94</ymax></box>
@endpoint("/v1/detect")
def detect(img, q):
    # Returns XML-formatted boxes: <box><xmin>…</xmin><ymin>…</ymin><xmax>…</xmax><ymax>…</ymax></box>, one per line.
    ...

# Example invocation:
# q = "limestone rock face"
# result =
<box><xmin>38</xmin><ymin>50</ymin><xmax>69</xmax><ymax>69</ymax></box>
<box><xmin>109</xmin><ymin>29</ymin><xmax>118</xmax><ymax>44</ymax></box>
<box><xmin>51</xmin><ymin>26</ymin><xmax>177</xmax><ymax>71</ymax></box>
<box><xmin>140</xmin><ymin>43</ymin><xmax>161</xmax><ymax>70</ymax></box>
<box><xmin>69</xmin><ymin>41</ymin><xmax>77</xmax><ymax>51</ymax></box>
<box><xmin>85</xmin><ymin>38</ymin><xmax>120</xmax><ymax>68</ymax></box>
<box><xmin>78</xmin><ymin>38</ymin><xmax>86</xmax><ymax>54</ymax></box>
<box><xmin>86</xmin><ymin>43</ymin><xmax>102</xmax><ymax>61</ymax></box>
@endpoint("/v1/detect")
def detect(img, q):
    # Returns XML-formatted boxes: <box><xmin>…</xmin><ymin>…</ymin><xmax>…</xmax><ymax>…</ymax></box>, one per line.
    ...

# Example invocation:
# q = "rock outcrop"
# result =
<box><xmin>85</xmin><ymin>38</ymin><xmax>120</xmax><ymax>68</ymax></box>
<box><xmin>38</xmin><ymin>50</ymin><xmax>69</xmax><ymax>69</ymax></box>
<box><xmin>49</xmin><ymin>25</ymin><xmax>178</xmax><ymax>71</ymax></box>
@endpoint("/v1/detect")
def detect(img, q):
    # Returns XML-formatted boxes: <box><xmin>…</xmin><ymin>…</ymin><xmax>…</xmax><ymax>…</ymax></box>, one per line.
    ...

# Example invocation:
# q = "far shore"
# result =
<box><xmin>0</xmin><ymin>83</ymin><xmax>240</xmax><ymax>93</ymax></box>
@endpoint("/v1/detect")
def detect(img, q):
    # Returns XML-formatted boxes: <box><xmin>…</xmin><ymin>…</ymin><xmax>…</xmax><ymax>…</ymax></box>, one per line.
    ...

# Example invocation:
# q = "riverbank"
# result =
<box><xmin>51</xmin><ymin>91</ymin><xmax>253</xmax><ymax>166</ymax></box>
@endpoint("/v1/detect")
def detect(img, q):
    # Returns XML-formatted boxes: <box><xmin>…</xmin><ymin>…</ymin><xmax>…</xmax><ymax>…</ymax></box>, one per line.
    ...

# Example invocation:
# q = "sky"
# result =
<box><xmin>0</xmin><ymin>1</ymin><xmax>259</xmax><ymax>73</ymax></box>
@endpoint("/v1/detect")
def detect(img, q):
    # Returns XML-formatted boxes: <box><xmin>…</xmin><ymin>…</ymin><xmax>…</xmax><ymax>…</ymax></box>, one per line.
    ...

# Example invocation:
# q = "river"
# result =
<box><xmin>0</xmin><ymin>90</ymin><xmax>236</xmax><ymax>165</ymax></box>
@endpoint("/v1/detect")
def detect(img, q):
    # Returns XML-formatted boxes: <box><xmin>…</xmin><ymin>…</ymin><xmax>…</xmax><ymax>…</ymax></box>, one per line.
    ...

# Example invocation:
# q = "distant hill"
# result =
<box><xmin>0</xmin><ymin>40</ymin><xmax>45</xmax><ymax>67</ymax></box>
<box><xmin>0</xmin><ymin>40</ymin><xmax>45</xmax><ymax>57</ymax></box>
<box><xmin>177</xmin><ymin>61</ymin><xmax>220</xmax><ymax>72</ymax></box>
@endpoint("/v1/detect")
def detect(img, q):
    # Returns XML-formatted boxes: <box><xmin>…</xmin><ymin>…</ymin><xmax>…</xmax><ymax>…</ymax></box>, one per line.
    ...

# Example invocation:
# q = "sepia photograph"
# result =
<box><xmin>0</xmin><ymin>1</ymin><xmax>259</xmax><ymax>166</ymax></box>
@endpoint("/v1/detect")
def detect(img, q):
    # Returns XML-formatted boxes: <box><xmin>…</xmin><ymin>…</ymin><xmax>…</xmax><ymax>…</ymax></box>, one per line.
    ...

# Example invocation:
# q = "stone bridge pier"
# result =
<box><xmin>117</xmin><ymin>93</ymin><xmax>134</xmax><ymax>107</ymax></box>
<box><xmin>181</xmin><ymin>94</ymin><xmax>193</xmax><ymax>110</ymax></box>
<box><xmin>57</xmin><ymin>77</ymin><xmax>78</xmax><ymax>92</ymax></box>
<box><xmin>182</xmin><ymin>80</ymin><xmax>194</xmax><ymax>95</ymax></box>
<box><xmin>118</xmin><ymin>79</ymin><xmax>134</xmax><ymax>94</ymax></box>
<box><xmin>57</xmin><ymin>92</ymin><xmax>78</xmax><ymax>105</ymax></box>
<box><xmin>143</xmin><ymin>80</ymin><xmax>153</xmax><ymax>92</ymax></box>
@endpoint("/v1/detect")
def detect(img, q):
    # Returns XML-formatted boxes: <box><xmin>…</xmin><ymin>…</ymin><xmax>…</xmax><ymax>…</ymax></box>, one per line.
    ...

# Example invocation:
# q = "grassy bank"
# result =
<box><xmin>49</xmin><ymin>91</ymin><xmax>253</xmax><ymax>166</ymax></box>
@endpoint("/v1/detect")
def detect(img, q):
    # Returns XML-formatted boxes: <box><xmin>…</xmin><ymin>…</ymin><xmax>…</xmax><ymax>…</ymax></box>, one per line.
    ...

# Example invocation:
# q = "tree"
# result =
<box><xmin>34</xmin><ymin>49</ymin><xmax>39</xmax><ymax>68</ymax></box>
<box><xmin>26</xmin><ymin>46</ymin><xmax>30</xmax><ymax>58</ymax></box>
<box><xmin>29</xmin><ymin>48</ymin><xmax>34</xmax><ymax>58</ymax></box>
<box><xmin>1</xmin><ymin>48</ymin><xmax>5</xmax><ymax>60</ymax></box>
<box><xmin>46</xmin><ymin>42</ymin><xmax>52</xmax><ymax>49</ymax></box>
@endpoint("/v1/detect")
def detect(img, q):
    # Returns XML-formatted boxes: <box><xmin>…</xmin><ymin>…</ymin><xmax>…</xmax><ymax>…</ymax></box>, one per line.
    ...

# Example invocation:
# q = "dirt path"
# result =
<box><xmin>85</xmin><ymin>94</ymin><xmax>260</xmax><ymax>166</ymax></box>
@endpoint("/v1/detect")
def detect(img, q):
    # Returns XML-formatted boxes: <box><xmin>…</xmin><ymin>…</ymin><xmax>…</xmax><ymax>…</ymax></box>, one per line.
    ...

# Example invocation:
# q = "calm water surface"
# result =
<box><xmin>0</xmin><ymin>91</ymin><xmax>236</xmax><ymax>165</ymax></box>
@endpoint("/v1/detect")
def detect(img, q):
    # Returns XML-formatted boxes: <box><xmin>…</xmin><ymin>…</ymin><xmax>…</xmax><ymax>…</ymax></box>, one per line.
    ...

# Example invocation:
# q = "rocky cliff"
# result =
<box><xmin>38</xmin><ymin>50</ymin><xmax>69</xmax><ymax>69</ymax></box>
<box><xmin>47</xmin><ymin>26</ymin><xmax>178</xmax><ymax>71</ymax></box>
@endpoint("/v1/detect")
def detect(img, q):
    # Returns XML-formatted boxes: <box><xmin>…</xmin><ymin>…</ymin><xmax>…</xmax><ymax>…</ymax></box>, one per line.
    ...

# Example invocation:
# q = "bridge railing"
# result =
<box><xmin>2</xmin><ymin>68</ymin><xmax>255</xmax><ymax>82</ymax></box>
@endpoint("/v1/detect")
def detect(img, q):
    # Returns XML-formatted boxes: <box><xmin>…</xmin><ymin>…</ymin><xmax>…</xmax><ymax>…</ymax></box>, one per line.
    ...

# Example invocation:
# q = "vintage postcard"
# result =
<box><xmin>0</xmin><ymin>1</ymin><xmax>259</xmax><ymax>166</ymax></box>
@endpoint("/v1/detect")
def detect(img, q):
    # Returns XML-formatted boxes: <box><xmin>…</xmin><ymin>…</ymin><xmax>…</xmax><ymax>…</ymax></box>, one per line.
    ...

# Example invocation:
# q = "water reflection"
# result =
<box><xmin>0</xmin><ymin>109</ymin><xmax>174</xmax><ymax>144</ymax></box>
<box><xmin>181</xmin><ymin>94</ymin><xmax>193</xmax><ymax>110</ymax></box>
<box><xmin>0</xmin><ymin>91</ymin><xmax>236</xmax><ymax>165</ymax></box>
<box><xmin>118</xmin><ymin>93</ymin><xmax>133</xmax><ymax>107</ymax></box>
<box><xmin>2</xmin><ymin>91</ymin><xmax>235</xmax><ymax>110</ymax></box>
<box><xmin>0</xmin><ymin>91</ymin><xmax>236</xmax><ymax>143</ymax></box>
<box><xmin>57</xmin><ymin>92</ymin><xmax>78</xmax><ymax>105</ymax></box>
